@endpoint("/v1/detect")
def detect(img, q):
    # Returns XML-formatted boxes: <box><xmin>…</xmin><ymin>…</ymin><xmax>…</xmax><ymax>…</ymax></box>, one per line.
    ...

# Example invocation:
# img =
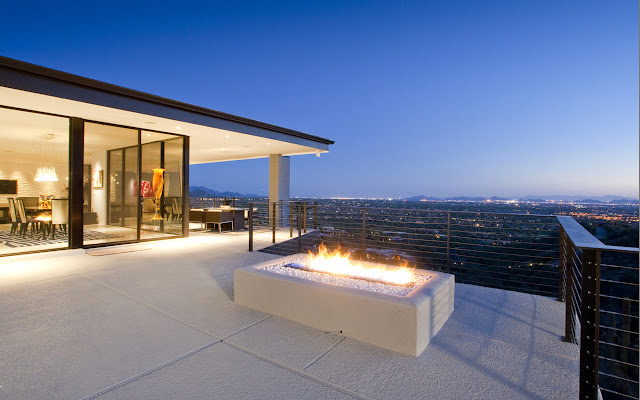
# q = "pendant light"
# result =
<box><xmin>34</xmin><ymin>133</ymin><xmax>59</xmax><ymax>182</ymax></box>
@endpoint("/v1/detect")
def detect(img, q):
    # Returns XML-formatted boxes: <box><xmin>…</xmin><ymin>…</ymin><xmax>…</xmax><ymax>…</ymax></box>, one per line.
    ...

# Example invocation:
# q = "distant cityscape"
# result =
<box><xmin>189</xmin><ymin>186</ymin><xmax>640</xmax><ymax>225</ymax></box>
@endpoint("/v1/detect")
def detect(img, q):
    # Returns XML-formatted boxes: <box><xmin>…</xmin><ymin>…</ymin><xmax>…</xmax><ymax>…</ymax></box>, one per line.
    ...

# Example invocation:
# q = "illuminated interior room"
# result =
<box><xmin>0</xmin><ymin>56</ymin><xmax>332</xmax><ymax>256</ymax></box>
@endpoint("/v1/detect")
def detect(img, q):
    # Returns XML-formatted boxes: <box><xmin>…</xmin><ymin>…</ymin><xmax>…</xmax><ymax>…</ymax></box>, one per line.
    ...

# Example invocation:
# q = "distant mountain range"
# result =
<box><xmin>189</xmin><ymin>187</ymin><xmax>639</xmax><ymax>204</ymax></box>
<box><xmin>189</xmin><ymin>186</ymin><xmax>264</xmax><ymax>199</ymax></box>
<box><xmin>404</xmin><ymin>194</ymin><xmax>639</xmax><ymax>204</ymax></box>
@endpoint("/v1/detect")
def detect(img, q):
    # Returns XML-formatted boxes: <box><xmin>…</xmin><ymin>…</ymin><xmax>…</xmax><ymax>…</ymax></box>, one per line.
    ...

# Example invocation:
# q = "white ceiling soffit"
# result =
<box><xmin>0</xmin><ymin>87</ymin><xmax>329</xmax><ymax>164</ymax></box>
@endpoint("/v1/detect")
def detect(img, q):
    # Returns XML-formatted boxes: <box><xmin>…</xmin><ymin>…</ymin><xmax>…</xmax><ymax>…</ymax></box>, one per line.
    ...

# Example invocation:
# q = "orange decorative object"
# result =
<box><xmin>151</xmin><ymin>168</ymin><xmax>164</xmax><ymax>220</ymax></box>
<box><xmin>39</xmin><ymin>195</ymin><xmax>53</xmax><ymax>210</ymax></box>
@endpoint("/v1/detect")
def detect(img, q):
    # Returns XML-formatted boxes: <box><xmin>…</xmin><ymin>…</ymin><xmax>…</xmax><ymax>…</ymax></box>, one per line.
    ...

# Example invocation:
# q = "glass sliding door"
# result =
<box><xmin>0</xmin><ymin>109</ymin><xmax>185</xmax><ymax>253</ymax></box>
<box><xmin>83</xmin><ymin>123</ymin><xmax>184</xmax><ymax>246</ymax></box>
<box><xmin>140</xmin><ymin>131</ymin><xmax>184</xmax><ymax>240</ymax></box>
<box><xmin>123</xmin><ymin>146</ymin><xmax>139</xmax><ymax>234</ymax></box>
<box><xmin>83</xmin><ymin>123</ymin><xmax>138</xmax><ymax>245</ymax></box>
<box><xmin>162</xmin><ymin>137</ymin><xmax>184</xmax><ymax>235</ymax></box>
<box><xmin>106</xmin><ymin>146</ymin><xmax>139</xmax><ymax>234</ymax></box>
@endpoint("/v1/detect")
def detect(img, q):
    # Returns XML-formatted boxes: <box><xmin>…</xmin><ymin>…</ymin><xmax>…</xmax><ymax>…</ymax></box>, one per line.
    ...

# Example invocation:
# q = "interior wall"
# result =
<box><xmin>0</xmin><ymin>161</ymin><xmax>68</xmax><ymax>203</ymax></box>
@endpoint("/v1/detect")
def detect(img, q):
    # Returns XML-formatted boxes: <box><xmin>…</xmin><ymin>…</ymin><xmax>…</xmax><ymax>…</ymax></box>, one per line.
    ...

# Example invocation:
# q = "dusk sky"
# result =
<box><xmin>1</xmin><ymin>1</ymin><xmax>638</xmax><ymax>198</ymax></box>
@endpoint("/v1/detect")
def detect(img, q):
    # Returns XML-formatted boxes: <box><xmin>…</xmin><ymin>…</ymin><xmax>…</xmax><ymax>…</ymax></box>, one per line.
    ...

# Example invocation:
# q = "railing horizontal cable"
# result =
<box><xmin>598</xmin><ymin>309</ymin><xmax>639</xmax><ymax>319</ymax></box>
<box><xmin>598</xmin><ymin>371</ymin><xmax>640</xmax><ymax>385</ymax></box>
<box><xmin>598</xmin><ymin>387</ymin><xmax>639</xmax><ymax>400</ymax></box>
<box><xmin>599</xmin><ymin>325</ymin><xmax>639</xmax><ymax>336</ymax></box>
<box><xmin>599</xmin><ymin>341</ymin><xmax>640</xmax><ymax>353</ymax></box>
<box><xmin>600</xmin><ymin>294</ymin><xmax>639</xmax><ymax>303</ymax></box>
<box><xmin>450</xmin><ymin>236</ymin><xmax>558</xmax><ymax>247</ymax></box>
<box><xmin>598</xmin><ymin>355</ymin><xmax>640</xmax><ymax>369</ymax></box>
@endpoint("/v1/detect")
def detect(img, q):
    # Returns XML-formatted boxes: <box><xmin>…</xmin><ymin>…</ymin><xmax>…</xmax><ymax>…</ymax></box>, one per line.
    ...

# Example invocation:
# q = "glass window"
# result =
<box><xmin>0</xmin><ymin>107</ymin><xmax>69</xmax><ymax>255</ymax></box>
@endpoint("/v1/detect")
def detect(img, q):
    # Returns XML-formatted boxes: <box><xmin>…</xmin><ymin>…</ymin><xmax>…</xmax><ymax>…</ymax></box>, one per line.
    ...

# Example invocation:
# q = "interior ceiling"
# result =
<box><xmin>0</xmin><ymin>106</ymin><xmax>69</xmax><ymax>164</ymax></box>
<box><xmin>0</xmin><ymin>86</ymin><xmax>329</xmax><ymax>164</ymax></box>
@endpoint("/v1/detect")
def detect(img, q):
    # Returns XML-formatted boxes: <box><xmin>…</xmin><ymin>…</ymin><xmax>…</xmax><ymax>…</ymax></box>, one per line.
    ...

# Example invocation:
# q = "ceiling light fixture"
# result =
<box><xmin>34</xmin><ymin>133</ymin><xmax>58</xmax><ymax>182</ymax></box>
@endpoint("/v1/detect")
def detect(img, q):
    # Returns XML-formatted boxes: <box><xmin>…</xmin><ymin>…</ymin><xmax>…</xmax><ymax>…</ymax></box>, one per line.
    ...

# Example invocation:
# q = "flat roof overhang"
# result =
<box><xmin>0</xmin><ymin>56</ymin><xmax>333</xmax><ymax>164</ymax></box>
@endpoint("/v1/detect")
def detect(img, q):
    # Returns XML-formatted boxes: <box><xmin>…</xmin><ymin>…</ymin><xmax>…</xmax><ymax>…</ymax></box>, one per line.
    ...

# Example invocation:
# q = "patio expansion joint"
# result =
<box><xmin>222</xmin><ymin>340</ymin><xmax>375</xmax><ymax>400</ymax></box>
<box><xmin>79</xmin><ymin>339</ymin><xmax>222</xmax><ymax>400</ymax></box>
<box><xmin>220</xmin><ymin>315</ymin><xmax>273</xmax><ymax>341</ymax></box>
<box><xmin>302</xmin><ymin>336</ymin><xmax>346</xmax><ymax>370</ymax></box>
<box><xmin>80</xmin><ymin>273</ymin><xmax>223</xmax><ymax>340</ymax></box>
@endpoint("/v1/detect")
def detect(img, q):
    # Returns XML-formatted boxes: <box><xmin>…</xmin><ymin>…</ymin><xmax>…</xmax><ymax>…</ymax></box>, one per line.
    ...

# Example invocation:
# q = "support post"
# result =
<box><xmin>289</xmin><ymin>203</ymin><xmax>294</xmax><ymax>237</ymax></box>
<box><xmin>579</xmin><ymin>248</ymin><xmax>600</xmax><ymax>400</ymax></box>
<box><xmin>68</xmin><ymin>117</ymin><xmax>84</xmax><ymax>249</ymax></box>
<box><xmin>297</xmin><ymin>204</ymin><xmax>302</xmax><ymax>253</ymax></box>
<box><xmin>181</xmin><ymin>136</ymin><xmax>190</xmax><ymax>237</ymax></box>
<box><xmin>313</xmin><ymin>201</ymin><xmax>318</xmax><ymax>229</ymax></box>
<box><xmin>361</xmin><ymin>208</ymin><xmax>367</xmax><ymax>255</ymax></box>
<box><xmin>248</xmin><ymin>203</ymin><xmax>253</xmax><ymax>251</ymax></box>
<box><xmin>272</xmin><ymin>202</ymin><xmax>276</xmax><ymax>244</ymax></box>
<box><xmin>446</xmin><ymin>212</ymin><xmax>451</xmax><ymax>273</ymax></box>
<box><xmin>303</xmin><ymin>202</ymin><xmax>307</xmax><ymax>233</ymax></box>
<box><xmin>269</xmin><ymin>154</ymin><xmax>290</xmax><ymax>228</ymax></box>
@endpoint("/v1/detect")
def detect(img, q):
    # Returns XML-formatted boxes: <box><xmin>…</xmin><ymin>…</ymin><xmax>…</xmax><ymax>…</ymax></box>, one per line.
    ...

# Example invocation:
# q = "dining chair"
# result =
<box><xmin>50</xmin><ymin>199</ymin><xmax>69</xmax><ymax>239</ymax></box>
<box><xmin>15</xmin><ymin>198</ymin><xmax>35</xmax><ymax>238</ymax></box>
<box><xmin>7</xmin><ymin>198</ymin><xmax>18</xmax><ymax>236</ymax></box>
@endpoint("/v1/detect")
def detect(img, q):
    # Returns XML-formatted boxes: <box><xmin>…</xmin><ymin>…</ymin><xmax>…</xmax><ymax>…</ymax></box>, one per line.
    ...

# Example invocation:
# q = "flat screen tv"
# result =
<box><xmin>0</xmin><ymin>180</ymin><xmax>18</xmax><ymax>194</ymax></box>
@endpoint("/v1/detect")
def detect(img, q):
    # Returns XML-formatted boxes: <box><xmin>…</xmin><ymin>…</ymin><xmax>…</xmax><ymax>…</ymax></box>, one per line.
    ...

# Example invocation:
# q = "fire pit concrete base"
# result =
<box><xmin>234</xmin><ymin>254</ymin><xmax>454</xmax><ymax>356</ymax></box>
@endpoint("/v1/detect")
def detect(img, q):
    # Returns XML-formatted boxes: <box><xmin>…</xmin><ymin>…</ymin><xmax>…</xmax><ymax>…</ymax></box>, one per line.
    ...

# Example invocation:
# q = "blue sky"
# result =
<box><xmin>1</xmin><ymin>1</ymin><xmax>638</xmax><ymax>198</ymax></box>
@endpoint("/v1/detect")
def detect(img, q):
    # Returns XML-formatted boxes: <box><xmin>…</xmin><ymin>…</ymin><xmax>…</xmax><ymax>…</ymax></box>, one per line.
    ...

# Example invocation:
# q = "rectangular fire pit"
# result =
<box><xmin>234</xmin><ymin>254</ymin><xmax>454</xmax><ymax>356</ymax></box>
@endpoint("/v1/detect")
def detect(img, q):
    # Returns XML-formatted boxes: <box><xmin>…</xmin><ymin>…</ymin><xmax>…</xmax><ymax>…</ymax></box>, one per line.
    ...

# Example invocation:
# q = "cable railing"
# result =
<box><xmin>248</xmin><ymin>201</ymin><xmax>559</xmax><ymax>296</ymax></box>
<box><xmin>557</xmin><ymin>216</ymin><xmax>639</xmax><ymax>400</ymax></box>
<box><xmin>244</xmin><ymin>202</ymin><xmax>638</xmax><ymax>400</ymax></box>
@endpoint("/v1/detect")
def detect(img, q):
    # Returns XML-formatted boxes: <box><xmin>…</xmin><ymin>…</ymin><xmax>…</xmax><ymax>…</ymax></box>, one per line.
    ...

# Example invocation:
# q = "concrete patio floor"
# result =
<box><xmin>0</xmin><ymin>232</ymin><xmax>579</xmax><ymax>399</ymax></box>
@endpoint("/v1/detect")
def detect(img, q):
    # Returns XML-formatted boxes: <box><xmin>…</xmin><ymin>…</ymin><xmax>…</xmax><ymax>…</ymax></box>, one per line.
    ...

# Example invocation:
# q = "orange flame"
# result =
<box><xmin>306</xmin><ymin>244</ymin><xmax>414</xmax><ymax>285</ymax></box>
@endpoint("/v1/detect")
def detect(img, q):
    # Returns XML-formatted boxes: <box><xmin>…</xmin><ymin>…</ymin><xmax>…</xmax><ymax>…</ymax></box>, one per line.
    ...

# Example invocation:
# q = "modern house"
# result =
<box><xmin>0</xmin><ymin>57</ymin><xmax>636</xmax><ymax>400</ymax></box>
<box><xmin>0</xmin><ymin>56</ymin><xmax>333</xmax><ymax>256</ymax></box>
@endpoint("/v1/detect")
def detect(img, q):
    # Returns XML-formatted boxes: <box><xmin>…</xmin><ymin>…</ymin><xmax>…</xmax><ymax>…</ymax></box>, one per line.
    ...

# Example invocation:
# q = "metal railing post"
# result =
<box><xmin>303</xmin><ymin>201</ymin><xmax>307</xmax><ymax>233</ymax></box>
<box><xmin>289</xmin><ymin>202</ymin><xmax>293</xmax><ymax>237</ymax></box>
<box><xmin>446</xmin><ymin>212</ymin><xmax>451</xmax><ymax>273</ymax></box>
<box><xmin>361</xmin><ymin>208</ymin><xmax>367</xmax><ymax>254</ymax></box>
<box><xmin>272</xmin><ymin>202</ymin><xmax>276</xmax><ymax>244</ymax></box>
<box><xmin>297</xmin><ymin>204</ymin><xmax>302</xmax><ymax>253</ymax></box>
<box><xmin>579</xmin><ymin>248</ymin><xmax>600</xmax><ymax>400</ymax></box>
<box><xmin>248</xmin><ymin>203</ymin><xmax>253</xmax><ymax>252</ymax></box>
<box><xmin>558</xmin><ymin>226</ymin><xmax>566</xmax><ymax>303</ymax></box>
<box><xmin>313</xmin><ymin>201</ymin><xmax>318</xmax><ymax>229</ymax></box>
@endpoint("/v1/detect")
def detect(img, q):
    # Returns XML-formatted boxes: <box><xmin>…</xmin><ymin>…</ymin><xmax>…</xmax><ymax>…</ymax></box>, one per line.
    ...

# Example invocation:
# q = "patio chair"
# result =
<box><xmin>50</xmin><ymin>199</ymin><xmax>68</xmax><ymax>239</ymax></box>
<box><xmin>189</xmin><ymin>209</ymin><xmax>204</xmax><ymax>230</ymax></box>
<box><xmin>172</xmin><ymin>197</ymin><xmax>182</xmax><ymax>222</ymax></box>
<box><xmin>204</xmin><ymin>210</ymin><xmax>234</xmax><ymax>232</ymax></box>
<box><xmin>7</xmin><ymin>198</ymin><xmax>18</xmax><ymax>236</ymax></box>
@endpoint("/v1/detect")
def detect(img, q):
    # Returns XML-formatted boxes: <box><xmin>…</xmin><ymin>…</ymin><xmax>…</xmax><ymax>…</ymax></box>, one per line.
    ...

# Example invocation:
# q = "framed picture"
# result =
<box><xmin>140</xmin><ymin>181</ymin><xmax>152</xmax><ymax>198</ymax></box>
<box><xmin>92</xmin><ymin>169</ymin><xmax>103</xmax><ymax>188</ymax></box>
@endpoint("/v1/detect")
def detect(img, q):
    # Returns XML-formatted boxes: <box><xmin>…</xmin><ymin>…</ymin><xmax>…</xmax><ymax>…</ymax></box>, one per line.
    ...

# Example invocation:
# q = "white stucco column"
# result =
<box><xmin>269</xmin><ymin>154</ymin><xmax>290</xmax><ymax>226</ymax></box>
